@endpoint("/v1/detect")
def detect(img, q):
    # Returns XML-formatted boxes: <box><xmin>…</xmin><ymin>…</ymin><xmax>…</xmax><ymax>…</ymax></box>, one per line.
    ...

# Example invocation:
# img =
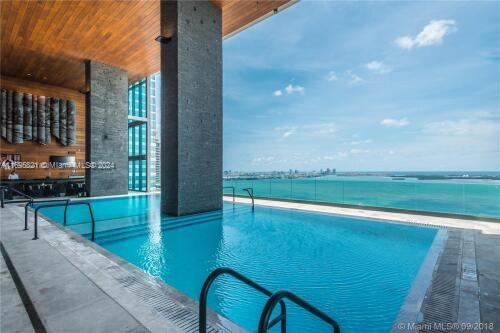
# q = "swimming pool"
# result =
<box><xmin>38</xmin><ymin>195</ymin><xmax>438</xmax><ymax>333</ymax></box>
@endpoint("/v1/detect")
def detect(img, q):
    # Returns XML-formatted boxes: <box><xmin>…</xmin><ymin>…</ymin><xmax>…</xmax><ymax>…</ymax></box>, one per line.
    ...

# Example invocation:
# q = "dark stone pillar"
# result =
<box><xmin>160</xmin><ymin>1</ymin><xmax>222</xmax><ymax>216</ymax></box>
<box><xmin>85</xmin><ymin>60</ymin><xmax>128</xmax><ymax>197</ymax></box>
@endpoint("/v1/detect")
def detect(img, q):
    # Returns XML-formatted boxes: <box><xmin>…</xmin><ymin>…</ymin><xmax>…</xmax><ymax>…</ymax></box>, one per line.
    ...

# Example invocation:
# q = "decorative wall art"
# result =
<box><xmin>0</xmin><ymin>89</ymin><xmax>76</xmax><ymax>146</ymax></box>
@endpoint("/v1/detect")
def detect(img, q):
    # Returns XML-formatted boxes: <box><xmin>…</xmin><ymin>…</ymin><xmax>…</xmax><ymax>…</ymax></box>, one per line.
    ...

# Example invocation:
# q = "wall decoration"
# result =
<box><xmin>13</xmin><ymin>91</ymin><xmax>24</xmax><ymax>143</ymax></box>
<box><xmin>59</xmin><ymin>99</ymin><xmax>67</xmax><ymax>146</ymax></box>
<box><xmin>0</xmin><ymin>89</ymin><xmax>76</xmax><ymax>146</ymax></box>
<box><xmin>32</xmin><ymin>95</ymin><xmax>37</xmax><ymax>139</ymax></box>
<box><xmin>67</xmin><ymin>100</ymin><xmax>76</xmax><ymax>145</ymax></box>
<box><xmin>37</xmin><ymin>95</ymin><xmax>46</xmax><ymax>144</ymax></box>
<box><xmin>6</xmin><ymin>90</ymin><xmax>13</xmax><ymax>143</ymax></box>
<box><xmin>50</xmin><ymin>97</ymin><xmax>59</xmax><ymax>139</ymax></box>
<box><xmin>1</xmin><ymin>89</ymin><xmax>6</xmax><ymax>138</ymax></box>
<box><xmin>45</xmin><ymin>97</ymin><xmax>51</xmax><ymax>144</ymax></box>
<box><xmin>23</xmin><ymin>93</ymin><xmax>32</xmax><ymax>140</ymax></box>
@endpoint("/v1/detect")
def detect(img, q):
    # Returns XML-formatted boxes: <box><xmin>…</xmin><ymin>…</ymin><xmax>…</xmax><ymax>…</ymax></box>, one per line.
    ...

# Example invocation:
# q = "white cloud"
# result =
<box><xmin>350</xmin><ymin>148</ymin><xmax>369</xmax><ymax>154</ymax></box>
<box><xmin>365</xmin><ymin>61</ymin><xmax>391</xmax><ymax>74</ymax></box>
<box><xmin>273</xmin><ymin>84</ymin><xmax>304</xmax><ymax>97</ymax></box>
<box><xmin>252</xmin><ymin>156</ymin><xmax>276</xmax><ymax>163</ymax></box>
<box><xmin>395</xmin><ymin>20</ymin><xmax>457</xmax><ymax>49</ymax></box>
<box><xmin>327</xmin><ymin>71</ymin><xmax>338</xmax><ymax>81</ymax></box>
<box><xmin>285</xmin><ymin>84</ymin><xmax>305</xmax><ymax>95</ymax></box>
<box><xmin>350</xmin><ymin>139</ymin><xmax>373</xmax><ymax>145</ymax></box>
<box><xmin>346</xmin><ymin>71</ymin><xmax>364</xmax><ymax>85</ymax></box>
<box><xmin>304</xmin><ymin>122</ymin><xmax>336</xmax><ymax>135</ymax></box>
<box><xmin>275</xmin><ymin>126</ymin><xmax>297</xmax><ymax>139</ymax></box>
<box><xmin>394</xmin><ymin>36</ymin><xmax>414</xmax><ymax>49</ymax></box>
<box><xmin>283</xmin><ymin>128</ymin><xmax>296</xmax><ymax>138</ymax></box>
<box><xmin>380</xmin><ymin>118</ymin><xmax>410</xmax><ymax>127</ymax></box>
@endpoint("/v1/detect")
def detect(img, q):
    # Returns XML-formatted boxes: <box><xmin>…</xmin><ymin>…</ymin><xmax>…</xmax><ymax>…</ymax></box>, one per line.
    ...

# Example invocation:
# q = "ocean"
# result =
<box><xmin>223</xmin><ymin>173</ymin><xmax>500</xmax><ymax>218</ymax></box>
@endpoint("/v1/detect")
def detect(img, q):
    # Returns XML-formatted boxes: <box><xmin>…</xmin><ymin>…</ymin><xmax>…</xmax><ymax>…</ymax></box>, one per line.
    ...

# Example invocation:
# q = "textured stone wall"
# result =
<box><xmin>161</xmin><ymin>1</ymin><xmax>222</xmax><ymax>215</ymax></box>
<box><xmin>85</xmin><ymin>61</ymin><xmax>128</xmax><ymax>197</ymax></box>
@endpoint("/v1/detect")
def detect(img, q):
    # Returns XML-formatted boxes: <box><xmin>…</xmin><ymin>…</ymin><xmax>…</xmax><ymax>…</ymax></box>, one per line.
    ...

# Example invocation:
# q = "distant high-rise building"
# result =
<box><xmin>149</xmin><ymin>73</ymin><xmax>161</xmax><ymax>191</ymax></box>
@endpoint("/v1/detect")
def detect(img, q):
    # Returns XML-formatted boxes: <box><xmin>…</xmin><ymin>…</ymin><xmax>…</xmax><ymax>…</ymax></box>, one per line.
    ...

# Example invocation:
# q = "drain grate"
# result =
<box><xmin>419</xmin><ymin>230</ymin><xmax>462</xmax><ymax>333</ymax></box>
<box><xmin>103</xmin><ymin>265</ymin><xmax>231</xmax><ymax>333</ymax></box>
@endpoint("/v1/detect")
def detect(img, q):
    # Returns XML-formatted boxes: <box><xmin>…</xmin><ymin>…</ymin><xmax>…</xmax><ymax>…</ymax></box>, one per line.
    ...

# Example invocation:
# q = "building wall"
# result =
<box><xmin>161</xmin><ymin>1</ymin><xmax>223</xmax><ymax>215</ymax></box>
<box><xmin>85</xmin><ymin>61</ymin><xmax>128</xmax><ymax>196</ymax></box>
<box><xmin>0</xmin><ymin>75</ymin><xmax>85</xmax><ymax>180</ymax></box>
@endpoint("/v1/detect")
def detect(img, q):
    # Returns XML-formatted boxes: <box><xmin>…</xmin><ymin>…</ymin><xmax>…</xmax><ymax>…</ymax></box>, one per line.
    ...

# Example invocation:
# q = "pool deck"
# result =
<box><xmin>1</xmin><ymin>196</ymin><xmax>499</xmax><ymax>333</ymax></box>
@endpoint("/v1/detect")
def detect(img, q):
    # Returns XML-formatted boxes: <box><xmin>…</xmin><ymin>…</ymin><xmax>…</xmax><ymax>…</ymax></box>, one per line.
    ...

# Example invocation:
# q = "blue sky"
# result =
<box><xmin>222</xmin><ymin>1</ymin><xmax>499</xmax><ymax>172</ymax></box>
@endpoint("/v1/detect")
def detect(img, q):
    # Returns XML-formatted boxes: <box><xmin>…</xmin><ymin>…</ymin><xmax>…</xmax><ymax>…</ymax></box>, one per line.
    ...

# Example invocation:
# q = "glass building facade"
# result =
<box><xmin>149</xmin><ymin>74</ymin><xmax>161</xmax><ymax>191</ymax></box>
<box><xmin>127</xmin><ymin>76</ymin><xmax>161</xmax><ymax>192</ymax></box>
<box><xmin>128</xmin><ymin>79</ymin><xmax>148</xmax><ymax>191</ymax></box>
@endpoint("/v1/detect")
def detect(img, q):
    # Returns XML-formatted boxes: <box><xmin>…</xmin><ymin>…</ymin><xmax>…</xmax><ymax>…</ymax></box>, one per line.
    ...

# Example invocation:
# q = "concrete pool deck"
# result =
<box><xmin>1</xmin><ymin>197</ymin><xmax>499</xmax><ymax>332</ymax></box>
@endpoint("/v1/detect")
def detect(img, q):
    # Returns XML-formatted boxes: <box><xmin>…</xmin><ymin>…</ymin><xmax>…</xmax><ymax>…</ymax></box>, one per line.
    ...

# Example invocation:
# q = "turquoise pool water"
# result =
<box><xmin>39</xmin><ymin>195</ymin><xmax>437</xmax><ymax>333</ymax></box>
<box><xmin>224</xmin><ymin>176</ymin><xmax>500</xmax><ymax>218</ymax></box>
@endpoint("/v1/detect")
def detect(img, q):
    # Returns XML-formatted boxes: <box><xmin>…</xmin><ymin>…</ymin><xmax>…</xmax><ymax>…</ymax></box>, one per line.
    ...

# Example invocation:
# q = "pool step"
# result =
<box><xmin>81</xmin><ymin>206</ymin><xmax>251</xmax><ymax>243</ymax></box>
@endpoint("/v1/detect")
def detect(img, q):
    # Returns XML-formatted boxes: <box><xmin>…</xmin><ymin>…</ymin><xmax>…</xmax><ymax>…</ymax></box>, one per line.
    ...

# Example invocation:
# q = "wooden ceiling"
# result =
<box><xmin>0</xmin><ymin>0</ymin><xmax>292</xmax><ymax>92</ymax></box>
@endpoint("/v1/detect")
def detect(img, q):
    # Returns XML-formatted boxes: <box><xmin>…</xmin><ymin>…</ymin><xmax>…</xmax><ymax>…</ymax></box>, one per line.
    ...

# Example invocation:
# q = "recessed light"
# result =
<box><xmin>27</xmin><ymin>73</ymin><xmax>32</xmax><ymax>76</ymax></box>
<box><xmin>43</xmin><ymin>76</ymin><xmax>47</xmax><ymax>80</ymax></box>
<box><xmin>155</xmin><ymin>35</ymin><xmax>172</xmax><ymax>44</ymax></box>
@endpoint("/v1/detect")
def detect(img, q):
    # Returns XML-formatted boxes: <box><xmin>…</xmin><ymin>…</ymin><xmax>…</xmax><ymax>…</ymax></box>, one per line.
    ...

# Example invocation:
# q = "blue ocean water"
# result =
<box><xmin>224</xmin><ymin>175</ymin><xmax>500</xmax><ymax>218</ymax></box>
<box><xmin>39</xmin><ymin>196</ymin><xmax>437</xmax><ymax>333</ymax></box>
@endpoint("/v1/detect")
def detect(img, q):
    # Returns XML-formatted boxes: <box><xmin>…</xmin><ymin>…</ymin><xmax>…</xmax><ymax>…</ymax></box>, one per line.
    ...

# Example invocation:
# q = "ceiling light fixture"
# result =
<box><xmin>155</xmin><ymin>35</ymin><xmax>172</xmax><ymax>44</ymax></box>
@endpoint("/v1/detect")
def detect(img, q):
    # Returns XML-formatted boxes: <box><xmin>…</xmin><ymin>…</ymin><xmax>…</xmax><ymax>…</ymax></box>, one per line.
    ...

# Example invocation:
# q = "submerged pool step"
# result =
<box><xmin>81</xmin><ymin>206</ymin><xmax>251</xmax><ymax>243</ymax></box>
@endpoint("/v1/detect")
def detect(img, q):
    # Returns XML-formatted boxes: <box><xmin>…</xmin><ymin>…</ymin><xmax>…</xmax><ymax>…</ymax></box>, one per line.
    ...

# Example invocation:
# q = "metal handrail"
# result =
<box><xmin>24</xmin><ymin>198</ymin><xmax>70</xmax><ymax>231</ymax></box>
<box><xmin>0</xmin><ymin>185</ymin><xmax>35</xmax><ymax>209</ymax></box>
<box><xmin>258</xmin><ymin>290</ymin><xmax>340</xmax><ymax>333</ymax></box>
<box><xmin>32</xmin><ymin>201</ymin><xmax>95</xmax><ymax>241</ymax></box>
<box><xmin>199</xmin><ymin>267</ymin><xmax>286</xmax><ymax>333</ymax></box>
<box><xmin>223</xmin><ymin>186</ymin><xmax>235</xmax><ymax>203</ymax></box>
<box><xmin>242</xmin><ymin>187</ymin><xmax>254</xmax><ymax>209</ymax></box>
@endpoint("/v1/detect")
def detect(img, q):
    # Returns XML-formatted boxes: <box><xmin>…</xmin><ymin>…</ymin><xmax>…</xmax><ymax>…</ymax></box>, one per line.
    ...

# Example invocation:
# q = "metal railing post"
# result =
<box><xmin>1</xmin><ymin>186</ymin><xmax>5</xmax><ymax>208</ymax></box>
<box><xmin>199</xmin><ymin>267</ymin><xmax>286</xmax><ymax>333</ymax></box>
<box><xmin>258</xmin><ymin>290</ymin><xmax>340</xmax><ymax>333</ymax></box>
<box><xmin>32</xmin><ymin>201</ymin><xmax>96</xmax><ymax>241</ymax></box>
<box><xmin>243</xmin><ymin>188</ymin><xmax>254</xmax><ymax>210</ymax></box>
<box><xmin>24</xmin><ymin>200</ymin><xmax>32</xmax><ymax>230</ymax></box>
<box><xmin>222</xmin><ymin>186</ymin><xmax>235</xmax><ymax>203</ymax></box>
<box><xmin>33</xmin><ymin>209</ymin><xmax>39</xmax><ymax>240</ymax></box>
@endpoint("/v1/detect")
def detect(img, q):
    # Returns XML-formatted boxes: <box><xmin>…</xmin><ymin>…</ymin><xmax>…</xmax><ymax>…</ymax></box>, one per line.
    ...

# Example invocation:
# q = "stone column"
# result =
<box><xmin>85</xmin><ymin>60</ymin><xmax>128</xmax><ymax>197</ymax></box>
<box><xmin>160</xmin><ymin>1</ymin><xmax>222</xmax><ymax>216</ymax></box>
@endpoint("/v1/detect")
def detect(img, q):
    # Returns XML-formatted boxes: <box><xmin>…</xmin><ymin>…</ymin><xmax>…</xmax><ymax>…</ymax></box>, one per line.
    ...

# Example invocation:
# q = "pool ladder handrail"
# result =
<box><xmin>31</xmin><ymin>200</ymin><xmax>96</xmax><ymax>241</ymax></box>
<box><xmin>0</xmin><ymin>185</ymin><xmax>34</xmax><ymax>208</ymax></box>
<box><xmin>222</xmin><ymin>186</ymin><xmax>235</xmax><ymax>203</ymax></box>
<box><xmin>242</xmin><ymin>187</ymin><xmax>254</xmax><ymax>209</ymax></box>
<box><xmin>24</xmin><ymin>198</ymin><xmax>70</xmax><ymax>231</ymax></box>
<box><xmin>199</xmin><ymin>267</ymin><xmax>287</xmax><ymax>333</ymax></box>
<box><xmin>258</xmin><ymin>290</ymin><xmax>340</xmax><ymax>333</ymax></box>
<box><xmin>199</xmin><ymin>267</ymin><xmax>340</xmax><ymax>333</ymax></box>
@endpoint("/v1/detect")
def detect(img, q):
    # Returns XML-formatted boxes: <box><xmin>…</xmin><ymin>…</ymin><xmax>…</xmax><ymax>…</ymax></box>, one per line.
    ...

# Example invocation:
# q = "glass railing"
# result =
<box><xmin>223</xmin><ymin>178</ymin><xmax>500</xmax><ymax>219</ymax></box>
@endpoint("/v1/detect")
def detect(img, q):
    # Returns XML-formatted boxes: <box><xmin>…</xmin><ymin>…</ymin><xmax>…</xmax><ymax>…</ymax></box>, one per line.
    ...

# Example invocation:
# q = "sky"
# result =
<box><xmin>222</xmin><ymin>1</ymin><xmax>500</xmax><ymax>172</ymax></box>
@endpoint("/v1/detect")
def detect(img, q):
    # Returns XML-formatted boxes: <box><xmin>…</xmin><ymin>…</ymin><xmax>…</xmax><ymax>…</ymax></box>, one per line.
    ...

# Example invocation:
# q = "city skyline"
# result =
<box><xmin>223</xmin><ymin>1</ymin><xmax>500</xmax><ymax>172</ymax></box>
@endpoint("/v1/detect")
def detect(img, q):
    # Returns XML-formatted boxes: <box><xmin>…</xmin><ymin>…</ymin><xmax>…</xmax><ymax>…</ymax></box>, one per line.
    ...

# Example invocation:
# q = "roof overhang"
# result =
<box><xmin>1</xmin><ymin>0</ymin><xmax>295</xmax><ymax>91</ymax></box>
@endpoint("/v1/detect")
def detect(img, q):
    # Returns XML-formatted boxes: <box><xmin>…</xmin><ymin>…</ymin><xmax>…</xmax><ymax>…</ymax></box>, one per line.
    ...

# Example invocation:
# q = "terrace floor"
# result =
<box><xmin>1</xmin><ymin>196</ymin><xmax>499</xmax><ymax>333</ymax></box>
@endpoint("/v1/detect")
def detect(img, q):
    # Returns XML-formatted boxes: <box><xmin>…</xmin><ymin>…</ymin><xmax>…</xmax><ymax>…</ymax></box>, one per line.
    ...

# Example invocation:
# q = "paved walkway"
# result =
<box><xmin>1</xmin><ymin>252</ymin><xmax>35</xmax><ymax>333</ymax></box>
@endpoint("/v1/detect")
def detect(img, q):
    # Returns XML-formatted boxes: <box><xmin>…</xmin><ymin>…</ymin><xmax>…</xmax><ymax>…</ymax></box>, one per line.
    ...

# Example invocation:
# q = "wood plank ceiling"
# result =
<box><xmin>1</xmin><ymin>0</ymin><xmax>292</xmax><ymax>92</ymax></box>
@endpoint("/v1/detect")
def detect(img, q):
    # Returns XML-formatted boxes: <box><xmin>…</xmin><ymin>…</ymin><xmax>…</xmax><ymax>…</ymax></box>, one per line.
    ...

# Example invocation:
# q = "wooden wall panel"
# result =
<box><xmin>0</xmin><ymin>76</ymin><xmax>85</xmax><ymax>180</ymax></box>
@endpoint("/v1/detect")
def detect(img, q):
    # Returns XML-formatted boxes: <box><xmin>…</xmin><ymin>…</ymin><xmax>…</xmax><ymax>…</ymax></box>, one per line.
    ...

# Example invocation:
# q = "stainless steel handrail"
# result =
<box><xmin>199</xmin><ymin>267</ymin><xmax>286</xmax><ymax>333</ymax></box>
<box><xmin>223</xmin><ymin>186</ymin><xmax>235</xmax><ymax>203</ymax></box>
<box><xmin>243</xmin><ymin>187</ymin><xmax>254</xmax><ymax>209</ymax></box>
<box><xmin>32</xmin><ymin>201</ymin><xmax>95</xmax><ymax>241</ymax></box>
